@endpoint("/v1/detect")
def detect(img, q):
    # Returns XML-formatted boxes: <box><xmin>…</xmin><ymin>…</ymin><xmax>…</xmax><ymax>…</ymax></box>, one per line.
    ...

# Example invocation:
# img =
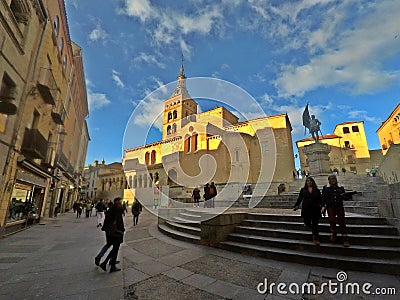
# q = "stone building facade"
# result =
<box><xmin>0</xmin><ymin>0</ymin><xmax>89</xmax><ymax>236</ymax></box>
<box><xmin>123</xmin><ymin>64</ymin><xmax>295</xmax><ymax>205</ymax></box>
<box><xmin>377</xmin><ymin>103</ymin><xmax>400</xmax><ymax>155</ymax></box>
<box><xmin>296</xmin><ymin>121</ymin><xmax>381</xmax><ymax>174</ymax></box>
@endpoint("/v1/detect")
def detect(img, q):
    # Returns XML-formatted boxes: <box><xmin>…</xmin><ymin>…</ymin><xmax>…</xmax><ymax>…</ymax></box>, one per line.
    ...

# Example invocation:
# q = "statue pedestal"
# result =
<box><xmin>303</xmin><ymin>142</ymin><xmax>331</xmax><ymax>176</ymax></box>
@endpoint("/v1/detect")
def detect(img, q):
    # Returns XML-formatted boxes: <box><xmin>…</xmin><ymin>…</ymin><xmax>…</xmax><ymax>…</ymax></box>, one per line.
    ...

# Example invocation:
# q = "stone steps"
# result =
<box><xmin>221</xmin><ymin>214</ymin><xmax>400</xmax><ymax>275</ymax></box>
<box><xmin>158</xmin><ymin>223</ymin><xmax>201</xmax><ymax>244</ymax></box>
<box><xmin>240</xmin><ymin>220</ymin><xmax>397</xmax><ymax>235</ymax></box>
<box><xmin>234</xmin><ymin>226</ymin><xmax>400</xmax><ymax>247</ymax></box>
<box><xmin>220</xmin><ymin>241</ymin><xmax>400</xmax><ymax>275</ymax></box>
<box><xmin>158</xmin><ymin>210</ymin><xmax>400</xmax><ymax>275</ymax></box>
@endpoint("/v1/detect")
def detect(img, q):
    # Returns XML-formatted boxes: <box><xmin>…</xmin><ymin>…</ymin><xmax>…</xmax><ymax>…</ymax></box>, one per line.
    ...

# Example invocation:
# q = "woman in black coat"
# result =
<box><xmin>100</xmin><ymin>197</ymin><xmax>125</xmax><ymax>272</ymax></box>
<box><xmin>293</xmin><ymin>177</ymin><xmax>322</xmax><ymax>245</ymax></box>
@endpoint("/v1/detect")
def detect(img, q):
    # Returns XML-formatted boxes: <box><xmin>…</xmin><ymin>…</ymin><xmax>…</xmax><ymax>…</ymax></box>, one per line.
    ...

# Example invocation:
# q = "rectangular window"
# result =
<box><xmin>343</xmin><ymin>127</ymin><xmax>350</xmax><ymax>134</ymax></box>
<box><xmin>344</xmin><ymin>141</ymin><xmax>351</xmax><ymax>148</ymax></box>
<box><xmin>0</xmin><ymin>74</ymin><xmax>16</xmax><ymax>133</ymax></box>
<box><xmin>352</xmin><ymin>126</ymin><xmax>359</xmax><ymax>132</ymax></box>
<box><xmin>32</xmin><ymin>110</ymin><xmax>40</xmax><ymax>129</ymax></box>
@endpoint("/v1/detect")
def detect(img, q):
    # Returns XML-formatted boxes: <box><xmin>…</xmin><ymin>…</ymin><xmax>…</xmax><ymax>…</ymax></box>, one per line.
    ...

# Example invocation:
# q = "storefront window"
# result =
<box><xmin>7</xmin><ymin>182</ymin><xmax>43</xmax><ymax>223</ymax></box>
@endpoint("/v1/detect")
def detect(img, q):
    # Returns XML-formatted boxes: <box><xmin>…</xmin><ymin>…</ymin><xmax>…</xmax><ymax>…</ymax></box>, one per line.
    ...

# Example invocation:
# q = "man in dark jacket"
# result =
<box><xmin>99</xmin><ymin>197</ymin><xmax>125</xmax><ymax>272</ymax></box>
<box><xmin>209</xmin><ymin>182</ymin><xmax>217</xmax><ymax>208</ymax></box>
<box><xmin>321</xmin><ymin>175</ymin><xmax>350</xmax><ymax>247</ymax></box>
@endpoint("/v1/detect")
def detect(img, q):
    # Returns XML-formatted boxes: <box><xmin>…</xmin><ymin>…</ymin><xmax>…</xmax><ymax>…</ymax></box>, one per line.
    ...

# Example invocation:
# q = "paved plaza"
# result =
<box><xmin>0</xmin><ymin>210</ymin><xmax>399</xmax><ymax>300</ymax></box>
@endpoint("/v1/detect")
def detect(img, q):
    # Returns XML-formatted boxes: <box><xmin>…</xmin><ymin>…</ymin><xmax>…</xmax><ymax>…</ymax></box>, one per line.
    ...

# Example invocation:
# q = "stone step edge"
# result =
<box><xmin>157</xmin><ymin>224</ymin><xmax>201</xmax><ymax>241</ymax></box>
<box><xmin>237</xmin><ymin>226</ymin><xmax>400</xmax><ymax>240</ymax></box>
<box><xmin>243</xmin><ymin>220</ymin><xmax>395</xmax><ymax>229</ymax></box>
<box><xmin>165</xmin><ymin>221</ymin><xmax>201</xmax><ymax>233</ymax></box>
<box><xmin>220</xmin><ymin>241</ymin><xmax>400</xmax><ymax>266</ymax></box>
<box><xmin>180</xmin><ymin>212</ymin><xmax>203</xmax><ymax>218</ymax></box>
<box><xmin>229</xmin><ymin>233</ymin><xmax>400</xmax><ymax>252</ymax></box>
<box><xmin>172</xmin><ymin>216</ymin><xmax>201</xmax><ymax>223</ymax></box>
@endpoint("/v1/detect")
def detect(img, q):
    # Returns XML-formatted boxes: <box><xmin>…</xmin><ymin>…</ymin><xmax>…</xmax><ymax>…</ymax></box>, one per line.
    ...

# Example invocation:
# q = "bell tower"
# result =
<box><xmin>162</xmin><ymin>57</ymin><xmax>198</xmax><ymax>140</ymax></box>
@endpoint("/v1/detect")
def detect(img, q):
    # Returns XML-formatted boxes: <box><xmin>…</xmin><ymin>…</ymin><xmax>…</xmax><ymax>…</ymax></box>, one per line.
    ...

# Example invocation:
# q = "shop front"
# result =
<box><xmin>5</xmin><ymin>162</ymin><xmax>52</xmax><ymax>234</ymax></box>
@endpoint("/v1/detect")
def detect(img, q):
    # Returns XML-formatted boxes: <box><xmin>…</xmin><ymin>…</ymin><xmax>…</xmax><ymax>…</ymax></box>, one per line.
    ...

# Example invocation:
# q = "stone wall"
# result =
<box><xmin>377</xmin><ymin>182</ymin><xmax>400</xmax><ymax>230</ymax></box>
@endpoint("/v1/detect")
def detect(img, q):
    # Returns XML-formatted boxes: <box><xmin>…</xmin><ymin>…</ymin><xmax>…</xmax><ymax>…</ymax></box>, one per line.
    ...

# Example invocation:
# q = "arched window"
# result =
<box><xmin>184</xmin><ymin>134</ymin><xmax>191</xmax><ymax>152</ymax></box>
<box><xmin>172</xmin><ymin>123</ymin><xmax>177</xmax><ymax>133</ymax></box>
<box><xmin>149</xmin><ymin>175</ymin><xmax>153</xmax><ymax>187</ymax></box>
<box><xmin>167</xmin><ymin>125</ymin><xmax>172</xmax><ymax>135</ymax></box>
<box><xmin>129</xmin><ymin>176</ymin><xmax>132</xmax><ymax>188</ymax></box>
<box><xmin>151</xmin><ymin>150</ymin><xmax>156</xmax><ymax>164</ymax></box>
<box><xmin>143</xmin><ymin>176</ymin><xmax>147</xmax><ymax>188</ymax></box>
<box><xmin>168</xmin><ymin>169</ymin><xmax>177</xmax><ymax>186</ymax></box>
<box><xmin>53</xmin><ymin>16</ymin><xmax>59</xmax><ymax>37</ymax></box>
<box><xmin>59</xmin><ymin>37</ymin><xmax>64</xmax><ymax>53</ymax></box>
<box><xmin>145</xmin><ymin>152</ymin><xmax>150</xmax><ymax>165</ymax></box>
<box><xmin>168</xmin><ymin>112</ymin><xmax>172</xmax><ymax>122</ymax></box>
<box><xmin>173</xmin><ymin>110</ymin><xmax>178</xmax><ymax>119</ymax></box>
<box><xmin>138</xmin><ymin>175</ymin><xmax>142</xmax><ymax>188</ymax></box>
<box><xmin>192</xmin><ymin>133</ymin><xmax>198</xmax><ymax>151</ymax></box>
<box><xmin>10</xmin><ymin>0</ymin><xmax>30</xmax><ymax>24</ymax></box>
<box><xmin>62</xmin><ymin>55</ymin><xmax>67</xmax><ymax>72</ymax></box>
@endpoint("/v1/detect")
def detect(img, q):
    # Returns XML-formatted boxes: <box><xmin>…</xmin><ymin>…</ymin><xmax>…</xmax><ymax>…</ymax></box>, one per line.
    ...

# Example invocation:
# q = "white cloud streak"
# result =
<box><xmin>275</xmin><ymin>0</ymin><xmax>400</xmax><ymax>96</ymax></box>
<box><xmin>112</xmin><ymin>70</ymin><xmax>125</xmax><ymax>88</ymax></box>
<box><xmin>87</xmin><ymin>91</ymin><xmax>111</xmax><ymax>111</ymax></box>
<box><xmin>88</xmin><ymin>24</ymin><xmax>108</xmax><ymax>42</ymax></box>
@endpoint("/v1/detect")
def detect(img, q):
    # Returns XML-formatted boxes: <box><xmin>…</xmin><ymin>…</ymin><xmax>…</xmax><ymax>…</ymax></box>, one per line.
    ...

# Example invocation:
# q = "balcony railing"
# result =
<box><xmin>37</xmin><ymin>67</ymin><xmax>60</xmax><ymax>105</ymax></box>
<box><xmin>21</xmin><ymin>128</ymin><xmax>48</xmax><ymax>160</ymax></box>
<box><xmin>56</xmin><ymin>151</ymin><xmax>75</xmax><ymax>176</ymax></box>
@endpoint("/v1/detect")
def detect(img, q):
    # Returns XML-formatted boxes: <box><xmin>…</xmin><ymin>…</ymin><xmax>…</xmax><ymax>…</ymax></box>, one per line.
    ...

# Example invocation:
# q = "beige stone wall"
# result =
<box><xmin>296</xmin><ymin>121</ymin><xmax>373</xmax><ymax>174</ymax></box>
<box><xmin>0</xmin><ymin>0</ymin><xmax>47</xmax><ymax>227</ymax></box>
<box><xmin>377</xmin><ymin>104</ymin><xmax>400</xmax><ymax>155</ymax></box>
<box><xmin>378</xmin><ymin>144</ymin><xmax>400</xmax><ymax>184</ymax></box>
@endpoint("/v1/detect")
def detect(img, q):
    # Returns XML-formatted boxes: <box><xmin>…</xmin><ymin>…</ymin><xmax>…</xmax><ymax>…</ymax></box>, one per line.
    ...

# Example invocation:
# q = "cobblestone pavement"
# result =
<box><xmin>0</xmin><ymin>209</ymin><xmax>399</xmax><ymax>300</ymax></box>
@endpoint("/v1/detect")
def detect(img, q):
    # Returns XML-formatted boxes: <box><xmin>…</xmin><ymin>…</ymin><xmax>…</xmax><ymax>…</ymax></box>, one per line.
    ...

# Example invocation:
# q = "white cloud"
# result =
<box><xmin>348</xmin><ymin>110</ymin><xmax>381</xmax><ymax>123</ymax></box>
<box><xmin>112</xmin><ymin>70</ymin><xmax>125</xmax><ymax>88</ymax></box>
<box><xmin>133</xmin><ymin>52</ymin><xmax>166</xmax><ymax>68</ymax></box>
<box><xmin>88</xmin><ymin>24</ymin><xmax>108</xmax><ymax>42</ymax></box>
<box><xmin>120</xmin><ymin>1</ymin><xmax>224</xmax><ymax>46</ymax></box>
<box><xmin>132</xmin><ymin>93</ymin><xmax>164</xmax><ymax>130</ymax></box>
<box><xmin>275</xmin><ymin>0</ymin><xmax>400</xmax><ymax>96</ymax></box>
<box><xmin>123</xmin><ymin>0</ymin><xmax>154</xmax><ymax>22</ymax></box>
<box><xmin>87</xmin><ymin>91</ymin><xmax>111</xmax><ymax>111</ymax></box>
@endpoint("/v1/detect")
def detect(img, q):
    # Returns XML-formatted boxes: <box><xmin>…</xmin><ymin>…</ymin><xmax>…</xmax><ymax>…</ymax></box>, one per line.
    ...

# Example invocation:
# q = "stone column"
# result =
<box><xmin>302</xmin><ymin>142</ymin><xmax>331</xmax><ymax>176</ymax></box>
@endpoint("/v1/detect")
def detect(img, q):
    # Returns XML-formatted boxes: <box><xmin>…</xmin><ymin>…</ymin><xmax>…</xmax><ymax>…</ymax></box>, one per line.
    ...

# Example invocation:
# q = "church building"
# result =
<box><xmin>123</xmin><ymin>63</ymin><xmax>295</xmax><ymax>204</ymax></box>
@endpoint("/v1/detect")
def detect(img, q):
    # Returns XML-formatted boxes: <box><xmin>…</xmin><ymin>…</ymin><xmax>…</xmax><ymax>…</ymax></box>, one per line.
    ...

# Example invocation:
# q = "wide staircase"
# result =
<box><xmin>158</xmin><ymin>209</ymin><xmax>400</xmax><ymax>275</ymax></box>
<box><xmin>256</xmin><ymin>174</ymin><xmax>388</xmax><ymax>216</ymax></box>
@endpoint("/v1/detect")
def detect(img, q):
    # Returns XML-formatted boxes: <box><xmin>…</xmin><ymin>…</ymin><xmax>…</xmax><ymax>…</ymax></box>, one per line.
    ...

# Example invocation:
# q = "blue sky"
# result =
<box><xmin>64</xmin><ymin>0</ymin><xmax>400</xmax><ymax>167</ymax></box>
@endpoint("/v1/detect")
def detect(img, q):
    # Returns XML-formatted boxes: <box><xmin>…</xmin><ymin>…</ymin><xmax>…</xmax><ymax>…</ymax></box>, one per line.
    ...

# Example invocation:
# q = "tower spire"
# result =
<box><xmin>178</xmin><ymin>52</ymin><xmax>185</xmax><ymax>79</ymax></box>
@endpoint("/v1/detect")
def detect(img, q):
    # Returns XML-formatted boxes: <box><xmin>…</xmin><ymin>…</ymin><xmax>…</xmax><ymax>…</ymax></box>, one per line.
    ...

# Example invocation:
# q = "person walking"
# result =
<box><xmin>321</xmin><ymin>175</ymin><xmax>350</xmax><ymax>247</ymax></box>
<box><xmin>209</xmin><ymin>182</ymin><xmax>217</xmax><ymax>208</ymax></box>
<box><xmin>192</xmin><ymin>186</ymin><xmax>201</xmax><ymax>208</ymax></box>
<box><xmin>98</xmin><ymin>197</ymin><xmax>125</xmax><ymax>273</ymax></box>
<box><xmin>203</xmin><ymin>183</ymin><xmax>210</xmax><ymax>208</ymax></box>
<box><xmin>131</xmin><ymin>198</ymin><xmax>142</xmax><ymax>226</ymax></box>
<box><xmin>95</xmin><ymin>199</ymin><xmax>106</xmax><ymax>227</ymax></box>
<box><xmin>76</xmin><ymin>202</ymin><xmax>82</xmax><ymax>218</ymax></box>
<box><xmin>85</xmin><ymin>201</ymin><xmax>92</xmax><ymax>218</ymax></box>
<box><xmin>293</xmin><ymin>177</ymin><xmax>322</xmax><ymax>245</ymax></box>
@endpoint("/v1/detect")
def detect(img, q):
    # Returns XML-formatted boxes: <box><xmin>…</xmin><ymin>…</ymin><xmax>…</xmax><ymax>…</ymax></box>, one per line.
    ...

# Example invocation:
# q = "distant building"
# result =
<box><xmin>377</xmin><ymin>103</ymin><xmax>400</xmax><ymax>155</ymax></box>
<box><xmin>84</xmin><ymin>160</ymin><xmax>133</xmax><ymax>204</ymax></box>
<box><xmin>296</xmin><ymin>121</ymin><xmax>381</xmax><ymax>174</ymax></box>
